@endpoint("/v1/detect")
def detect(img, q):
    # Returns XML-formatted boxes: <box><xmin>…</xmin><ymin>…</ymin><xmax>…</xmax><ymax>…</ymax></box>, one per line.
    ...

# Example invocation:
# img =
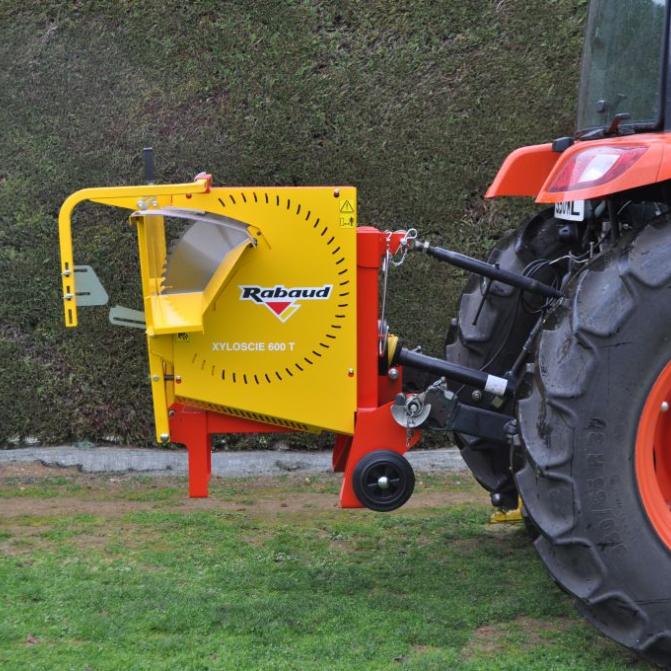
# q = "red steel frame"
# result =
<box><xmin>168</xmin><ymin>226</ymin><xmax>421</xmax><ymax>506</ymax></box>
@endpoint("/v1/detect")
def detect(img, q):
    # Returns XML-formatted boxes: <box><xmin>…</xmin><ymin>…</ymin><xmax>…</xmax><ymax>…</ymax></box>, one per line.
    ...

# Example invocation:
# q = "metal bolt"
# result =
<box><xmin>175</xmin><ymin>375</ymin><xmax>182</xmax><ymax>383</ymax></box>
<box><xmin>151</xmin><ymin>374</ymin><xmax>160</xmax><ymax>382</ymax></box>
<box><xmin>333</xmin><ymin>188</ymin><xmax>340</xmax><ymax>198</ymax></box>
<box><xmin>377</xmin><ymin>475</ymin><xmax>390</xmax><ymax>490</ymax></box>
<box><xmin>472</xmin><ymin>389</ymin><xmax>482</xmax><ymax>402</ymax></box>
<box><xmin>491</xmin><ymin>492</ymin><xmax>503</xmax><ymax>506</ymax></box>
<box><xmin>168</xmin><ymin>409</ymin><xmax>175</xmax><ymax>417</ymax></box>
<box><xmin>63</xmin><ymin>293</ymin><xmax>74</xmax><ymax>301</ymax></box>
<box><xmin>137</xmin><ymin>199</ymin><xmax>146</xmax><ymax>209</ymax></box>
<box><xmin>388</xmin><ymin>367</ymin><xmax>399</xmax><ymax>381</ymax></box>
<box><xmin>347</xmin><ymin>368</ymin><xmax>355</xmax><ymax>377</ymax></box>
<box><xmin>662</xmin><ymin>401</ymin><xmax>669</xmax><ymax>413</ymax></box>
<box><xmin>159</xmin><ymin>433</ymin><xmax>169</xmax><ymax>443</ymax></box>
<box><xmin>62</xmin><ymin>269</ymin><xmax>71</xmax><ymax>277</ymax></box>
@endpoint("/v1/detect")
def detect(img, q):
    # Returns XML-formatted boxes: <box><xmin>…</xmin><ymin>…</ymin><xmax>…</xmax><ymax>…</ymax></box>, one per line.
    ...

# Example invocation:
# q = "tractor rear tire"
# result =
<box><xmin>516</xmin><ymin>219</ymin><xmax>671</xmax><ymax>666</ymax></box>
<box><xmin>443</xmin><ymin>208</ymin><xmax>569</xmax><ymax>509</ymax></box>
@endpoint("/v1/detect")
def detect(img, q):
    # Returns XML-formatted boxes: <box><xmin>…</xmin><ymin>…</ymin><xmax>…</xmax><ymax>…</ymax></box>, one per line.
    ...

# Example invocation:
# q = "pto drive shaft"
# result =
<box><xmin>388</xmin><ymin>338</ymin><xmax>512</xmax><ymax>398</ymax></box>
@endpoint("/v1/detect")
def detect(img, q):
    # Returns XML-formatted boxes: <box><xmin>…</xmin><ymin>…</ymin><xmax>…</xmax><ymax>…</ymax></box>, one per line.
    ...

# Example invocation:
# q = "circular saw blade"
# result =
<box><xmin>159</xmin><ymin>212</ymin><xmax>252</xmax><ymax>294</ymax></box>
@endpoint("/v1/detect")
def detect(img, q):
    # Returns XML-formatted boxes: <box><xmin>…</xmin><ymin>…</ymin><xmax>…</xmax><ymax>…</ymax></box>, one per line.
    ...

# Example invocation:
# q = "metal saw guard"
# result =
<box><xmin>58</xmin><ymin>177</ymin><xmax>420</xmax><ymax>509</ymax></box>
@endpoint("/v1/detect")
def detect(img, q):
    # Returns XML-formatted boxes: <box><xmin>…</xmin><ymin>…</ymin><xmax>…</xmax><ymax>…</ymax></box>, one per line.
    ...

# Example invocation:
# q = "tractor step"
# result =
<box><xmin>489</xmin><ymin>499</ymin><xmax>523</xmax><ymax>525</ymax></box>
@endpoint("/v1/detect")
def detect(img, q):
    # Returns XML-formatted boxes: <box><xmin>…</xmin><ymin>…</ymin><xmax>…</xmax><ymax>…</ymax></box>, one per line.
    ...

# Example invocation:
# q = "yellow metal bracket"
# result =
<box><xmin>489</xmin><ymin>498</ymin><xmax>523</xmax><ymax>524</ymax></box>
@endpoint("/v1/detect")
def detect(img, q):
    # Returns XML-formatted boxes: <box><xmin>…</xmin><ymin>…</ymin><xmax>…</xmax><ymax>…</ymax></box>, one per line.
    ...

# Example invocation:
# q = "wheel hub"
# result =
<box><xmin>365</xmin><ymin>465</ymin><xmax>401</xmax><ymax>498</ymax></box>
<box><xmin>636</xmin><ymin>359</ymin><xmax>671</xmax><ymax>549</ymax></box>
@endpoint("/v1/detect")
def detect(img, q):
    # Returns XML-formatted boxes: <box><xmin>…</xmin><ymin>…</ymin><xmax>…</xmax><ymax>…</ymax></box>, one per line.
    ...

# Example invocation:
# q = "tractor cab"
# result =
<box><xmin>487</xmin><ymin>0</ymin><xmax>671</xmax><ymax>204</ymax></box>
<box><xmin>577</xmin><ymin>0</ymin><xmax>669</xmax><ymax>139</ymax></box>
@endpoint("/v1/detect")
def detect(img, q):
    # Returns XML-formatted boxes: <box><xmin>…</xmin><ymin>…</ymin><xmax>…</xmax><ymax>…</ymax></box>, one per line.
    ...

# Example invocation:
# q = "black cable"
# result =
<box><xmin>519</xmin><ymin>258</ymin><xmax>563</xmax><ymax>314</ymax></box>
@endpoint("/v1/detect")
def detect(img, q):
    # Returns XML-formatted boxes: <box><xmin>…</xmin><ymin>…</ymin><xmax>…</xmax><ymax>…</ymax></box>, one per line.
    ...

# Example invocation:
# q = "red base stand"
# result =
<box><xmin>169</xmin><ymin>404</ymin><xmax>291</xmax><ymax>498</ymax></box>
<box><xmin>169</xmin><ymin>400</ymin><xmax>419</xmax><ymax>506</ymax></box>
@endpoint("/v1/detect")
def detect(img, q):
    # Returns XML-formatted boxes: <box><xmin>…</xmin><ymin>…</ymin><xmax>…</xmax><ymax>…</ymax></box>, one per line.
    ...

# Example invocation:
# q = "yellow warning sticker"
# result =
<box><xmin>339</xmin><ymin>199</ymin><xmax>356</xmax><ymax>228</ymax></box>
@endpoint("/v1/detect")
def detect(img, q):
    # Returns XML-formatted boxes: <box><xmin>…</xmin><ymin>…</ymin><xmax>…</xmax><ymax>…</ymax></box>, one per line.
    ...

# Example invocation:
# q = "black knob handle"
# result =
<box><xmin>143</xmin><ymin>147</ymin><xmax>155</xmax><ymax>184</ymax></box>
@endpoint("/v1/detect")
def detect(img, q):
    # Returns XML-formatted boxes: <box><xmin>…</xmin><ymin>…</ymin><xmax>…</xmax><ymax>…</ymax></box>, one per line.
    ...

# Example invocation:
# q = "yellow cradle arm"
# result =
<box><xmin>58</xmin><ymin>175</ymin><xmax>257</xmax><ymax>334</ymax></box>
<box><xmin>58</xmin><ymin>176</ymin><xmax>212</xmax><ymax>328</ymax></box>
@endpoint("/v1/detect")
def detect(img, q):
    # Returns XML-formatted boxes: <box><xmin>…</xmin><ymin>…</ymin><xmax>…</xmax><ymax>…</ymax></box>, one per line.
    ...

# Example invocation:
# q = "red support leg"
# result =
<box><xmin>186</xmin><ymin>432</ymin><xmax>212</xmax><ymax>499</ymax></box>
<box><xmin>168</xmin><ymin>404</ymin><xmax>211</xmax><ymax>498</ymax></box>
<box><xmin>341</xmin><ymin>228</ymin><xmax>422</xmax><ymax>508</ymax></box>
<box><xmin>187</xmin><ymin>427</ymin><xmax>210</xmax><ymax>498</ymax></box>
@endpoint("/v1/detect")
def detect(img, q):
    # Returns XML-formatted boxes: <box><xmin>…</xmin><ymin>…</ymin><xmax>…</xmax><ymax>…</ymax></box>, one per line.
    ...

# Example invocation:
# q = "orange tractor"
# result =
<box><xmin>57</xmin><ymin>0</ymin><xmax>671</xmax><ymax>664</ymax></box>
<box><xmin>439</xmin><ymin>1</ymin><xmax>671</xmax><ymax>664</ymax></box>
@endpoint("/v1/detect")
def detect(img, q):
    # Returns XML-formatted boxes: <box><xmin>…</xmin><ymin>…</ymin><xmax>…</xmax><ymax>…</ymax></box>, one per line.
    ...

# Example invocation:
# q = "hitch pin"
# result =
<box><xmin>391</xmin><ymin>228</ymin><xmax>418</xmax><ymax>267</ymax></box>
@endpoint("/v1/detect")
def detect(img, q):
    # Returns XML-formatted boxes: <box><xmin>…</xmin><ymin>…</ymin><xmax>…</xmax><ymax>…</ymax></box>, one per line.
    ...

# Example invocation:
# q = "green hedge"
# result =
<box><xmin>0</xmin><ymin>0</ymin><xmax>587</xmax><ymax>445</ymax></box>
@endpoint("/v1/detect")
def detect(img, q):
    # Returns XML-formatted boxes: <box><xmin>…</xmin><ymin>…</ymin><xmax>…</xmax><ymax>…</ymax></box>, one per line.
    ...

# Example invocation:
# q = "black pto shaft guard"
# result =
<box><xmin>390</xmin><ymin>341</ymin><xmax>514</xmax><ymax>399</ymax></box>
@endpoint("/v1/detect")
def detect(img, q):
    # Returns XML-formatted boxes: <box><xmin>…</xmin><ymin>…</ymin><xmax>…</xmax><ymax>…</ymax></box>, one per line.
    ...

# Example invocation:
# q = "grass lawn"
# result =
<box><xmin>0</xmin><ymin>464</ymin><xmax>650</xmax><ymax>671</ymax></box>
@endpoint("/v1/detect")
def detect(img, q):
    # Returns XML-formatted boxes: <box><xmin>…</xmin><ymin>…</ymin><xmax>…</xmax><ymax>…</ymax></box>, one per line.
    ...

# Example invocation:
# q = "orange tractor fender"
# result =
<box><xmin>485</xmin><ymin>142</ymin><xmax>560</xmax><ymax>199</ymax></box>
<box><xmin>486</xmin><ymin>133</ymin><xmax>671</xmax><ymax>204</ymax></box>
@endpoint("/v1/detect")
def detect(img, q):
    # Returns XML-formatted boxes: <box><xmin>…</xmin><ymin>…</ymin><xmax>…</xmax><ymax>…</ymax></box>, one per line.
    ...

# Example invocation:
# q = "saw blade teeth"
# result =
<box><xmin>162</xmin><ymin>226</ymin><xmax>192</xmax><ymax>287</ymax></box>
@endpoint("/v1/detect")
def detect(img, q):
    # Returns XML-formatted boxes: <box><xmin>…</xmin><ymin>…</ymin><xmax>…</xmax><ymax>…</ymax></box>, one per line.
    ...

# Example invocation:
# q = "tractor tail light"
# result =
<box><xmin>548</xmin><ymin>145</ymin><xmax>647</xmax><ymax>193</ymax></box>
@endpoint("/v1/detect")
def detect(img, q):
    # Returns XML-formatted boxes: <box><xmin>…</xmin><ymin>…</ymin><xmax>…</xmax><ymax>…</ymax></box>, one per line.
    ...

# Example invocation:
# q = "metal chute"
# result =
<box><xmin>129</xmin><ymin>207</ymin><xmax>256</xmax><ymax>334</ymax></box>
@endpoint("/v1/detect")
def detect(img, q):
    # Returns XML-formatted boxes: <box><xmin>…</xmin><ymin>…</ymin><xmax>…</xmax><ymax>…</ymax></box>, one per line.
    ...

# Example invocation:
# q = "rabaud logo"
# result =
<box><xmin>239</xmin><ymin>284</ymin><xmax>332</xmax><ymax>322</ymax></box>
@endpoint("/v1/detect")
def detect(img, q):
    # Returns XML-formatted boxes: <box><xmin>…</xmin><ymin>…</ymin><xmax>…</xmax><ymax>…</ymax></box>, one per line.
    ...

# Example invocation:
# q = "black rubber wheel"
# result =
<box><xmin>516</xmin><ymin>219</ymin><xmax>671</xmax><ymax>666</ymax></box>
<box><xmin>442</xmin><ymin>208</ymin><xmax>570</xmax><ymax>509</ymax></box>
<box><xmin>353</xmin><ymin>450</ymin><xmax>415</xmax><ymax>512</ymax></box>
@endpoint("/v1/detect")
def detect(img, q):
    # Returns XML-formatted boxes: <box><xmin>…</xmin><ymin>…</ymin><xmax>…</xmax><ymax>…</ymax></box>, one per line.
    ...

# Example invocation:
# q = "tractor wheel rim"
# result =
<box><xmin>636</xmin><ymin>359</ymin><xmax>671</xmax><ymax>550</ymax></box>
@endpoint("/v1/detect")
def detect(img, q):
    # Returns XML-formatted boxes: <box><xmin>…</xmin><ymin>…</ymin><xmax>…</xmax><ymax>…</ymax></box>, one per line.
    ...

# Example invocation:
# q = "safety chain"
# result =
<box><xmin>378</xmin><ymin>229</ymin><xmax>418</xmax><ymax>356</ymax></box>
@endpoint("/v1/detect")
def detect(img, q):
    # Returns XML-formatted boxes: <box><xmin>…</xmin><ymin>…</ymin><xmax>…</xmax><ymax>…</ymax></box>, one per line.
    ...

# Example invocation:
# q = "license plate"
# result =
<box><xmin>554</xmin><ymin>200</ymin><xmax>585</xmax><ymax>222</ymax></box>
